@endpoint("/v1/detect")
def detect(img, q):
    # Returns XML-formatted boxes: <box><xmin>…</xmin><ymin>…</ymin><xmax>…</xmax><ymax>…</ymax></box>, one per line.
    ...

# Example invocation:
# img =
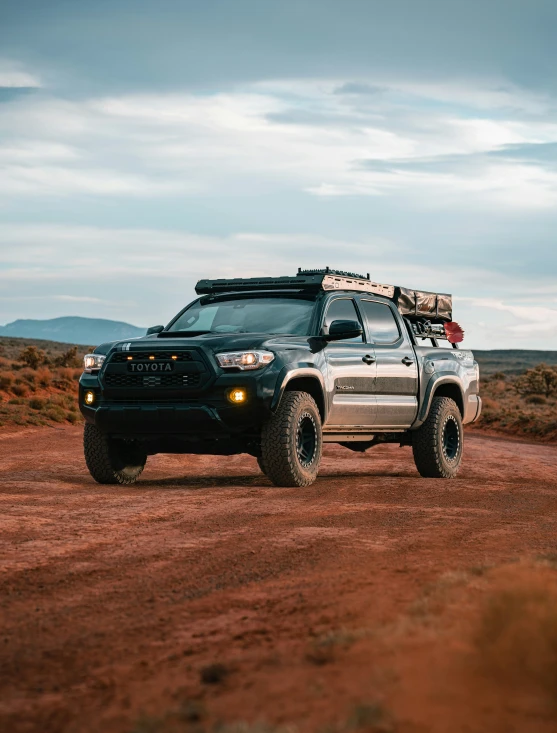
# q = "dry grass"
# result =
<box><xmin>0</xmin><ymin>338</ymin><xmax>85</xmax><ymax>428</ymax></box>
<box><xmin>472</xmin><ymin>373</ymin><xmax>557</xmax><ymax>442</ymax></box>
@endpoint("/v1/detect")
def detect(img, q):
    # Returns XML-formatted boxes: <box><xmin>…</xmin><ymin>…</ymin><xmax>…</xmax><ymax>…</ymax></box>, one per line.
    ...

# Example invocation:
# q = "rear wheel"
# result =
<box><xmin>84</xmin><ymin>424</ymin><xmax>147</xmax><ymax>485</ymax></box>
<box><xmin>412</xmin><ymin>396</ymin><xmax>463</xmax><ymax>478</ymax></box>
<box><xmin>261</xmin><ymin>391</ymin><xmax>322</xmax><ymax>487</ymax></box>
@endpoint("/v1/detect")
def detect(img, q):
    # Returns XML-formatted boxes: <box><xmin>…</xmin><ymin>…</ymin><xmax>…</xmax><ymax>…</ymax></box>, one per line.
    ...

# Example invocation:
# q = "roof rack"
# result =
<box><xmin>195</xmin><ymin>268</ymin><xmax>395</xmax><ymax>298</ymax></box>
<box><xmin>194</xmin><ymin>268</ymin><xmax>453</xmax><ymax>323</ymax></box>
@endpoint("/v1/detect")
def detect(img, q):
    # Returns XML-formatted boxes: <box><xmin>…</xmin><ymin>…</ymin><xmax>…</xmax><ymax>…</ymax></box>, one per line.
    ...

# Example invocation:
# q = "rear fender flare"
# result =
<box><xmin>414</xmin><ymin>375</ymin><xmax>465</xmax><ymax>426</ymax></box>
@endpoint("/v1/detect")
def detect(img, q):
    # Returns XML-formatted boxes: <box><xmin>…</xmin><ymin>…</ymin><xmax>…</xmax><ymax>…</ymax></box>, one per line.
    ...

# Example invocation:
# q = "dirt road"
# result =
<box><xmin>1</xmin><ymin>427</ymin><xmax>557</xmax><ymax>733</ymax></box>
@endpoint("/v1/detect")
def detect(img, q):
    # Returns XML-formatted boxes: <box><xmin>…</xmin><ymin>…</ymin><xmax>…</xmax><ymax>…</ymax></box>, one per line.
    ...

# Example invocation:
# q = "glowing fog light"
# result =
<box><xmin>84</xmin><ymin>390</ymin><xmax>95</xmax><ymax>405</ymax></box>
<box><xmin>228</xmin><ymin>388</ymin><xmax>247</xmax><ymax>404</ymax></box>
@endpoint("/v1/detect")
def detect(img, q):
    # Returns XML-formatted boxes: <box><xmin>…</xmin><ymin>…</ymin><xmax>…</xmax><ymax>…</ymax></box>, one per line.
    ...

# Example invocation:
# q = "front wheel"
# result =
<box><xmin>261</xmin><ymin>391</ymin><xmax>323</xmax><ymax>487</ymax></box>
<box><xmin>84</xmin><ymin>424</ymin><xmax>147</xmax><ymax>485</ymax></box>
<box><xmin>412</xmin><ymin>396</ymin><xmax>463</xmax><ymax>478</ymax></box>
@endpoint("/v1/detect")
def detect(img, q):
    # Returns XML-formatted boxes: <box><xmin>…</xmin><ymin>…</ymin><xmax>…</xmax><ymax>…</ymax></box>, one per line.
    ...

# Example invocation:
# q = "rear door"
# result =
<box><xmin>322</xmin><ymin>296</ymin><xmax>377</xmax><ymax>428</ymax></box>
<box><xmin>358</xmin><ymin>298</ymin><xmax>418</xmax><ymax>429</ymax></box>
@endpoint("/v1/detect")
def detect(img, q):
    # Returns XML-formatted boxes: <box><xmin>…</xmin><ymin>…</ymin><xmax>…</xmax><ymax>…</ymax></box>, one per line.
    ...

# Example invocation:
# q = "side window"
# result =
<box><xmin>324</xmin><ymin>298</ymin><xmax>363</xmax><ymax>342</ymax></box>
<box><xmin>360</xmin><ymin>300</ymin><xmax>400</xmax><ymax>344</ymax></box>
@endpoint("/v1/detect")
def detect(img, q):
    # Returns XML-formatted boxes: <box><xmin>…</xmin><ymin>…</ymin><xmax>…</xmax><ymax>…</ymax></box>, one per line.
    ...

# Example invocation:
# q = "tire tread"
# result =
<box><xmin>412</xmin><ymin>396</ymin><xmax>463</xmax><ymax>479</ymax></box>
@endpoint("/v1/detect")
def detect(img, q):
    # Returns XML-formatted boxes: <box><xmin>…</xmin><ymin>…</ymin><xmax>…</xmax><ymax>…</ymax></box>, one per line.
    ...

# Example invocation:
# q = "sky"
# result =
<box><xmin>0</xmin><ymin>0</ymin><xmax>556</xmax><ymax>350</ymax></box>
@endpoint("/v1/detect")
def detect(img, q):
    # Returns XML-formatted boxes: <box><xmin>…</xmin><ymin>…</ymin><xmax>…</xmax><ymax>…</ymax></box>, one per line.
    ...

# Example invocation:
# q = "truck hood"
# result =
<box><xmin>95</xmin><ymin>333</ymin><xmax>311</xmax><ymax>355</ymax></box>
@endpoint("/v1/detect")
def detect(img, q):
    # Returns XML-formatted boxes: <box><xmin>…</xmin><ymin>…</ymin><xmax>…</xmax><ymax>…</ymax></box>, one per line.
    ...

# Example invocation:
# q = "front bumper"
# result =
<box><xmin>79</xmin><ymin>370</ymin><xmax>278</xmax><ymax>437</ymax></box>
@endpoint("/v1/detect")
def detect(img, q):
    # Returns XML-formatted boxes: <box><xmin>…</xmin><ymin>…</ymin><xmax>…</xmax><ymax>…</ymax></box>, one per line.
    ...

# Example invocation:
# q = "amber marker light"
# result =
<box><xmin>127</xmin><ymin>356</ymin><xmax>133</xmax><ymax>360</ymax></box>
<box><xmin>84</xmin><ymin>391</ymin><xmax>95</xmax><ymax>405</ymax></box>
<box><xmin>171</xmin><ymin>355</ymin><xmax>178</xmax><ymax>360</ymax></box>
<box><xmin>149</xmin><ymin>355</ymin><xmax>155</xmax><ymax>360</ymax></box>
<box><xmin>228</xmin><ymin>388</ymin><xmax>247</xmax><ymax>404</ymax></box>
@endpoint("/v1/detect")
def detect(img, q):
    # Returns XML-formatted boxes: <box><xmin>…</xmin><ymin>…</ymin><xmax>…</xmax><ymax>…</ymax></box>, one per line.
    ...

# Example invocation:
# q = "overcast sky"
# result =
<box><xmin>1</xmin><ymin>0</ymin><xmax>556</xmax><ymax>349</ymax></box>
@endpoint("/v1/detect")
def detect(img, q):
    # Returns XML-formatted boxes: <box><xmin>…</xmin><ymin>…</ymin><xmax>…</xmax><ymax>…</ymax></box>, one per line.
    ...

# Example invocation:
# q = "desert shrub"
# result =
<box><xmin>36</xmin><ymin>367</ymin><xmax>52</xmax><ymax>388</ymax></box>
<box><xmin>526</xmin><ymin>394</ymin><xmax>547</xmax><ymax>405</ymax></box>
<box><xmin>28</xmin><ymin>397</ymin><xmax>45</xmax><ymax>410</ymax></box>
<box><xmin>8</xmin><ymin>397</ymin><xmax>25</xmax><ymax>405</ymax></box>
<box><xmin>54</xmin><ymin>346</ymin><xmax>81</xmax><ymax>368</ymax></box>
<box><xmin>516</xmin><ymin>363</ymin><xmax>557</xmax><ymax>398</ymax></box>
<box><xmin>54</xmin><ymin>367</ymin><xmax>81</xmax><ymax>386</ymax></box>
<box><xmin>18</xmin><ymin>345</ymin><xmax>47</xmax><ymax>369</ymax></box>
<box><xmin>492</xmin><ymin>371</ymin><xmax>507</xmax><ymax>381</ymax></box>
<box><xmin>51</xmin><ymin>393</ymin><xmax>75</xmax><ymax>408</ymax></box>
<box><xmin>66</xmin><ymin>410</ymin><xmax>80</xmax><ymax>424</ymax></box>
<box><xmin>481</xmin><ymin>396</ymin><xmax>500</xmax><ymax>410</ymax></box>
<box><xmin>0</xmin><ymin>372</ymin><xmax>14</xmax><ymax>390</ymax></box>
<box><xmin>11</xmin><ymin>383</ymin><xmax>28</xmax><ymax>398</ymax></box>
<box><xmin>44</xmin><ymin>406</ymin><xmax>66</xmax><ymax>423</ymax></box>
<box><xmin>20</xmin><ymin>368</ymin><xmax>38</xmax><ymax>385</ymax></box>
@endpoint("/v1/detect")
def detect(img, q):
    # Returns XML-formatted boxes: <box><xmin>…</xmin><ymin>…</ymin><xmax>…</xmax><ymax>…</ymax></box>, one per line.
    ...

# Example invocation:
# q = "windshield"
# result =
<box><xmin>168</xmin><ymin>296</ymin><xmax>315</xmax><ymax>335</ymax></box>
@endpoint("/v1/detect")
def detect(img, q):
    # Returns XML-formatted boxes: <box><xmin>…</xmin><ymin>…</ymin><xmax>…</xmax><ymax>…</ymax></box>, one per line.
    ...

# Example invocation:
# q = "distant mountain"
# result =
<box><xmin>0</xmin><ymin>317</ymin><xmax>146</xmax><ymax>346</ymax></box>
<box><xmin>474</xmin><ymin>350</ymin><xmax>557</xmax><ymax>375</ymax></box>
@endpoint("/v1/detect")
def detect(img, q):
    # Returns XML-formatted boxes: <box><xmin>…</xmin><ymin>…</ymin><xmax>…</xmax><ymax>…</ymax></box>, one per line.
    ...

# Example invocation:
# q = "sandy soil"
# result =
<box><xmin>1</xmin><ymin>427</ymin><xmax>557</xmax><ymax>733</ymax></box>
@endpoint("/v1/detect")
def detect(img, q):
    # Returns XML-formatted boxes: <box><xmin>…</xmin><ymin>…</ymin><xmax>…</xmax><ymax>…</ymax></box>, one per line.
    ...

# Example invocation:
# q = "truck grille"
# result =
<box><xmin>109</xmin><ymin>351</ymin><xmax>193</xmax><ymax>363</ymax></box>
<box><xmin>102</xmin><ymin>347</ymin><xmax>211</xmax><ymax>397</ymax></box>
<box><xmin>104</xmin><ymin>373</ymin><xmax>201</xmax><ymax>389</ymax></box>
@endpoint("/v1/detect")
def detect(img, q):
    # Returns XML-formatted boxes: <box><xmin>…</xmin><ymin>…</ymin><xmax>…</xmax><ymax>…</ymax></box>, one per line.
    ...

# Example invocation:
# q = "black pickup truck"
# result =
<box><xmin>79</xmin><ymin>269</ymin><xmax>481</xmax><ymax>487</ymax></box>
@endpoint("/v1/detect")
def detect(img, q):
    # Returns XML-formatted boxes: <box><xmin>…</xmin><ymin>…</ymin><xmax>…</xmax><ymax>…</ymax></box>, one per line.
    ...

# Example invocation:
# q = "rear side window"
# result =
<box><xmin>324</xmin><ymin>298</ymin><xmax>363</xmax><ymax>342</ymax></box>
<box><xmin>360</xmin><ymin>300</ymin><xmax>400</xmax><ymax>344</ymax></box>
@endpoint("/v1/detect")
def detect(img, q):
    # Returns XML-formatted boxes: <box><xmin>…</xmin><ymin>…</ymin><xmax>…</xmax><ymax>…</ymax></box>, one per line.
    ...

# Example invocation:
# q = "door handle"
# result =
<box><xmin>401</xmin><ymin>356</ymin><xmax>414</xmax><ymax>366</ymax></box>
<box><xmin>362</xmin><ymin>354</ymin><xmax>376</xmax><ymax>365</ymax></box>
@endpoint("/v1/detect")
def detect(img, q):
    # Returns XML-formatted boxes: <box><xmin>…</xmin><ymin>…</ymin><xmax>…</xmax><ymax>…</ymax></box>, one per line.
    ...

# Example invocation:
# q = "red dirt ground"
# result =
<box><xmin>1</xmin><ymin>427</ymin><xmax>557</xmax><ymax>733</ymax></box>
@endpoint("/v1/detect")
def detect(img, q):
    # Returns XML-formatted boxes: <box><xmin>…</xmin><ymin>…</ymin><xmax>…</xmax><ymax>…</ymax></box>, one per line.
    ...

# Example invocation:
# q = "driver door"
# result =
<box><xmin>323</xmin><ymin>296</ymin><xmax>377</xmax><ymax>428</ymax></box>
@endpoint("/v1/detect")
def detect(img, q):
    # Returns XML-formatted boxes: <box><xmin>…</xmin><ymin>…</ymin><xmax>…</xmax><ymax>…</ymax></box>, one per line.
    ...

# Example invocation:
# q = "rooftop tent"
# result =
<box><xmin>393</xmin><ymin>287</ymin><xmax>453</xmax><ymax>322</ymax></box>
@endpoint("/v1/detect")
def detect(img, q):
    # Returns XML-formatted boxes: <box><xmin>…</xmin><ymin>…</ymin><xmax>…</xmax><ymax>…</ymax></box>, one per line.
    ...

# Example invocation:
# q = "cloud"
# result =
<box><xmin>464</xmin><ymin>298</ymin><xmax>557</xmax><ymax>337</ymax></box>
<box><xmin>1</xmin><ymin>79</ymin><xmax>557</xmax><ymax>207</ymax></box>
<box><xmin>0</xmin><ymin>58</ymin><xmax>41</xmax><ymax>88</ymax></box>
<box><xmin>2</xmin><ymin>1</ymin><xmax>557</xmax><ymax>99</ymax></box>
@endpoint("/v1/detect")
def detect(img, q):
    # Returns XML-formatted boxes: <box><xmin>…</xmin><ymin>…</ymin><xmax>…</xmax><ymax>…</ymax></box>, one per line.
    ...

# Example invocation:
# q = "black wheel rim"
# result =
<box><xmin>296</xmin><ymin>412</ymin><xmax>317</xmax><ymax>468</ymax></box>
<box><xmin>442</xmin><ymin>416</ymin><xmax>460</xmax><ymax>461</ymax></box>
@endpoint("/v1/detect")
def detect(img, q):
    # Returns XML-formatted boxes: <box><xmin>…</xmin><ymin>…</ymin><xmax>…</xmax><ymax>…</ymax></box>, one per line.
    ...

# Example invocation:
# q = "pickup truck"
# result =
<box><xmin>79</xmin><ymin>269</ymin><xmax>481</xmax><ymax>487</ymax></box>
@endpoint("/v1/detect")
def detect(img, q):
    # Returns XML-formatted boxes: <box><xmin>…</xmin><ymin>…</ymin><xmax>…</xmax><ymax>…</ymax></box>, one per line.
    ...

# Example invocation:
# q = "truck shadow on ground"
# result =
<box><xmin>125</xmin><ymin>469</ymin><xmax>420</xmax><ymax>489</ymax></box>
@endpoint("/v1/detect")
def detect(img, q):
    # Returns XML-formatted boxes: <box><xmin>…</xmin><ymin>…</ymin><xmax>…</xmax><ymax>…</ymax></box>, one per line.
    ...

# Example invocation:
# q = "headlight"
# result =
<box><xmin>216</xmin><ymin>350</ymin><xmax>275</xmax><ymax>371</ymax></box>
<box><xmin>83</xmin><ymin>354</ymin><xmax>106</xmax><ymax>373</ymax></box>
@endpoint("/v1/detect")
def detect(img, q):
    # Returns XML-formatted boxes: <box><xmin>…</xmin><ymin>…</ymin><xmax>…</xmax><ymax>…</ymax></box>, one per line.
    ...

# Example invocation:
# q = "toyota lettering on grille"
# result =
<box><xmin>128</xmin><ymin>362</ymin><xmax>174</xmax><ymax>372</ymax></box>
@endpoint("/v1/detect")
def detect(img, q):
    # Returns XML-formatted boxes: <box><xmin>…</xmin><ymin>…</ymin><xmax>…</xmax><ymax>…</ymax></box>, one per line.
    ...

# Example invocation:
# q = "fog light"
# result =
<box><xmin>84</xmin><ymin>390</ymin><xmax>95</xmax><ymax>405</ymax></box>
<box><xmin>228</xmin><ymin>388</ymin><xmax>246</xmax><ymax>404</ymax></box>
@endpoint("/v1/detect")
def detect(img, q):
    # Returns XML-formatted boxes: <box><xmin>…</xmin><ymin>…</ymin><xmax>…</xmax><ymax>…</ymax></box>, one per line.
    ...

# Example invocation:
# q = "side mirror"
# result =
<box><xmin>324</xmin><ymin>319</ymin><xmax>363</xmax><ymax>342</ymax></box>
<box><xmin>146</xmin><ymin>325</ymin><xmax>164</xmax><ymax>335</ymax></box>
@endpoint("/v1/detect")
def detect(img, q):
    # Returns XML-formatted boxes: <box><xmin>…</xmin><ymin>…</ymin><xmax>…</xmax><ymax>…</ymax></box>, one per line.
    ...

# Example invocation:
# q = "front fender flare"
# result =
<box><xmin>271</xmin><ymin>366</ymin><xmax>327</xmax><ymax>420</ymax></box>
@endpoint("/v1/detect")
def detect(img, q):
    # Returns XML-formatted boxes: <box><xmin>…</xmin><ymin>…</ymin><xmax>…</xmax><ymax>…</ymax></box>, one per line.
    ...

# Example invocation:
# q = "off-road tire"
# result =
<box><xmin>84</xmin><ymin>424</ymin><xmax>147</xmax><ymax>485</ymax></box>
<box><xmin>261</xmin><ymin>390</ymin><xmax>323</xmax><ymax>487</ymax></box>
<box><xmin>256</xmin><ymin>456</ymin><xmax>268</xmax><ymax>476</ymax></box>
<box><xmin>412</xmin><ymin>396</ymin><xmax>463</xmax><ymax>478</ymax></box>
